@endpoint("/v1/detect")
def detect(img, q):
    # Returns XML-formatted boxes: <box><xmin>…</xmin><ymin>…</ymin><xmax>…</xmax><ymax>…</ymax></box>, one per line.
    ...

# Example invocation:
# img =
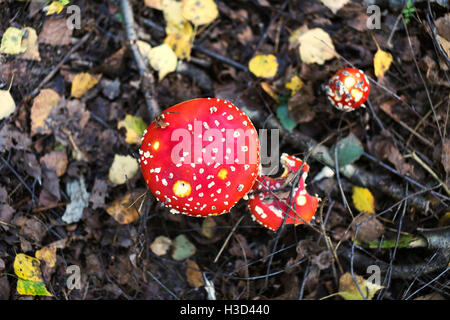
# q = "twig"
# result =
<box><xmin>120</xmin><ymin>0</ymin><xmax>160</xmax><ymax>120</ymax></box>
<box><xmin>214</xmin><ymin>215</ymin><xmax>245</xmax><ymax>263</ymax></box>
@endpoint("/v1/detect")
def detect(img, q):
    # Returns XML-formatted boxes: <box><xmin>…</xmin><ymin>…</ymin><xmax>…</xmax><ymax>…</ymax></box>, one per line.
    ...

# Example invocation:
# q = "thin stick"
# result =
<box><xmin>214</xmin><ymin>215</ymin><xmax>245</xmax><ymax>263</ymax></box>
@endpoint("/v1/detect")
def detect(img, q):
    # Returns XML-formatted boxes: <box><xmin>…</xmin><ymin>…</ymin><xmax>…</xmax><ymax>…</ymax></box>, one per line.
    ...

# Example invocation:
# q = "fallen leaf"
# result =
<box><xmin>162</xmin><ymin>0</ymin><xmax>185</xmax><ymax>32</ymax></box>
<box><xmin>117</xmin><ymin>114</ymin><xmax>148</xmax><ymax>144</ymax></box>
<box><xmin>108</xmin><ymin>154</ymin><xmax>139</xmax><ymax>185</ymax></box>
<box><xmin>182</xmin><ymin>0</ymin><xmax>218</xmax><ymax>26</ymax></box>
<box><xmin>30</xmin><ymin>88</ymin><xmax>61</xmax><ymax>136</ymax></box>
<box><xmin>285</xmin><ymin>75</ymin><xmax>304</xmax><ymax>96</ymax></box>
<box><xmin>61</xmin><ymin>176</ymin><xmax>90</xmax><ymax>224</ymax></box>
<box><xmin>0</xmin><ymin>27</ymin><xmax>26</xmax><ymax>55</ymax></box>
<box><xmin>136</xmin><ymin>40</ymin><xmax>152</xmax><ymax>62</ymax></box>
<box><xmin>374</xmin><ymin>48</ymin><xmax>393</xmax><ymax>79</ymax></box>
<box><xmin>352</xmin><ymin>186</ymin><xmax>375</xmax><ymax>214</ymax></box>
<box><xmin>338</xmin><ymin>272</ymin><xmax>383</xmax><ymax>300</ymax></box>
<box><xmin>0</xmin><ymin>88</ymin><xmax>15</xmax><ymax>120</ymax></box>
<box><xmin>150</xmin><ymin>235</ymin><xmax>172</xmax><ymax>256</ymax></box>
<box><xmin>320</xmin><ymin>0</ymin><xmax>350</xmax><ymax>14</ymax></box>
<box><xmin>13</xmin><ymin>253</ymin><xmax>52</xmax><ymax>296</ymax></box>
<box><xmin>332</xmin><ymin>133</ymin><xmax>364</xmax><ymax>167</ymax></box>
<box><xmin>106</xmin><ymin>191</ymin><xmax>143</xmax><ymax>224</ymax></box>
<box><xmin>39</xmin><ymin>18</ymin><xmax>72</xmax><ymax>46</ymax></box>
<box><xmin>298</xmin><ymin>28</ymin><xmax>336</xmax><ymax>65</ymax></box>
<box><xmin>71</xmin><ymin>72</ymin><xmax>101</xmax><ymax>98</ymax></box>
<box><xmin>20</xmin><ymin>27</ymin><xmax>41</xmax><ymax>61</ymax></box>
<box><xmin>249</xmin><ymin>54</ymin><xmax>278</xmax><ymax>78</ymax></box>
<box><xmin>35</xmin><ymin>246</ymin><xmax>57</xmax><ymax>268</ymax></box>
<box><xmin>172</xmin><ymin>234</ymin><xmax>196</xmax><ymax>261</ymax></box>
<box><xmin>44</xmin><ymin>1</ymin><xmax>66</xmax><ymax>15</ymax></box>
<box><xmin>13</xmin><ymin>216</ymin><xmax>47</xmax><ymax>242</ymax></box>
<box><xmin>164</xmin><ymin>22</ymin><xmax>195</xmax><ymax>60</ymax></box>
<box><xmin>40</xmin><ymin>150</ymin><xmax>68</xmax><ymax>177</ymax></box>
<box><xmin>145</xmin><ymin>0</ymin><xmax>163</xmax><ymax>10</ymax></box>
<box><xmin>201</xmin><ymin>217</ymin><xmax>216</xmax><ymax>238</ymax></box>
<box><xmin>276</xmin><ymin>105</ymin><xmax>297</xmax><ymax>131</ymax></box>
<box><xmin>260</xmin><ymin>82</ymin><xmax>278</xmax><ymax>102</ymax></box>
<box><xmin>147</xmin><ymin>43</ymin><xmax>178</xmax><ymax>81</ymax></box>
<box><xmin>186</xmin><ymin>259</ymin><xmax>205</xmax><ymax>287</ymax></box>
<box><xmin>352</xmin><ymin>214</ymin><xmax>385</xmax><ymax>242</ymax></box>
<box><xmin>89</xmin><ymin>178</ymin><xmax>108</xmax><ymax>210</ymax></box>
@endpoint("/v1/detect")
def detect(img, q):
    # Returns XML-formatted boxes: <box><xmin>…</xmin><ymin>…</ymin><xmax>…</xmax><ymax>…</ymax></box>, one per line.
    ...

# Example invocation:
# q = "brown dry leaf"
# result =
<box><xmin>13</xmin><ymin>216</ymin><xmax>47</xmax><ymax>242</ymax></box>
<box><xmin>89</xmin><ymin>178</ymin><xmax>108</xmax><ymax>210</ymax></box>
<box><xmin>20</xmin><ymin>27</ymin><xmax>40</xmax><ymax>61</ymax></box>
<box><xmin>106</xmin><ymin>191</ymin><xmax>143</xmax><ymax>224</ymax></box>
<box><xmin>40</xmin><ymin>150</ymin><xmax>68</xmax><ymax>177</ymax></box>
<box><xmin>35</xmin><ymin>245</ymin><xmax>57</xmax><ymax>268</ymax></box>
<box><xmin>442</xmin><ymin>139</ymin><xmax>450</xmax><ymax>174</ymax></box>
<box><xmin>39</xmin><ymin>19</ymin><xmax>73</xmax><ymax>46</ymax></box>
<box><xmin>186</xmin><ymin>259</ymin><xmax>205</xmax><ymax>287</ymax></box>
<box><xmin>351</xmin><ymin>214</ymin><xmax>385</xmax><ymax>243</ymax></box>
<box><xmin>435</xmin><ymin>14</ymin><xmax>450</xmax><ymax>58</ymax></box>
<box><xmin>30</xmin><ymin>88</ymin><xmax>60</xmax><ymax>136</ymax></box>
<box><xmin>150</xmin><ymin>235</ymin><xmax>172</xmax><ymax>256</ymax></box>
<box><xmin>71</xmin><ymin>73</ymin><xmax>101</xmax><ymax>98</ymax></box>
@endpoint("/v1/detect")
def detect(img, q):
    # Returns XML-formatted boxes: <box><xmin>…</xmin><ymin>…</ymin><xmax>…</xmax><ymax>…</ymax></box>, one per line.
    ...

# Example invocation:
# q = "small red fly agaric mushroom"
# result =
<box><xmin>325</xmin><ymin>68</ymin><xmax>370</xmax><ymax>112</ymax></box>
<box><xmin>139</xmin><ymin>98</ymin><xmax>260</xmax><ymax>217</ymax></box>
<box><xmin>248</xmin><ymin>154</ymin><xmax>319</xmax><ymax>231</ymax></box>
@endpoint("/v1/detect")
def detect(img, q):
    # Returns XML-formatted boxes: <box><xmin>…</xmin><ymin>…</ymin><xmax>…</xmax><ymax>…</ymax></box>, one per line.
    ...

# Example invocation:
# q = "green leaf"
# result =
<box><xmin>17</xmin><ymin>279</ymin><xmax>52</xmax><ymax>296</ymax></box>
<box><xmin>172</xmin><ymin>234</ymin><xmax>196</xmax><ymax>261</ymax></box>
<box><xmin>276</xmin><ymin>105</ymin><xmax>297</xmax><ymax>131</ymax></box>
<box><xmin>332</xmin><ymin>133</ymin><xmax>364</xmax><ymax>167</ymax></box>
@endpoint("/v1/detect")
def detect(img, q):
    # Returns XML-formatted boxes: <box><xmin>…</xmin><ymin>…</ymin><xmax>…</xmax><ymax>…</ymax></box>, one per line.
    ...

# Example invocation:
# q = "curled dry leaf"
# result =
<box><xmin>106</xmin><ymin>191</ymin><xmax>143</xmax><ymax>224</ymax></box>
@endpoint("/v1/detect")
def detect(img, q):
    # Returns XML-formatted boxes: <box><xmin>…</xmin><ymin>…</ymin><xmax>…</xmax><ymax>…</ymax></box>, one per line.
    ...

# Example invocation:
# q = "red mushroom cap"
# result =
<box><xmin>248</xmin><ymin>154</ymin><xmax>319</xmax><ymax>231</ymax></box>
<box><xmin>139</xmin><ymin>98</ymin><xmax>260</xmax><ymax>217</ymax></box>
<box><xmin>325</xmin><ymin>68</ymin><xmax>370</xmax><ymax>111</ymax></box>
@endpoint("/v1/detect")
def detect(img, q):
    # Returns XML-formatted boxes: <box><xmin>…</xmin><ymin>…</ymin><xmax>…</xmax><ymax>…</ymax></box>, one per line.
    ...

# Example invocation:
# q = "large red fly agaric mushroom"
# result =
<box><xmin>139</xmin><ymin>98</ymin><xmax>260</xmax><ymax>217</ymax></box>
<box><xmin>325</xmin><ymin>68</ymin><xmax>370</xmax><ymax>112</ymax></box>
<box><xmin>248</xmin><ymin>154</ymin><xmax>319</xmax><ymax>231</ymax></box>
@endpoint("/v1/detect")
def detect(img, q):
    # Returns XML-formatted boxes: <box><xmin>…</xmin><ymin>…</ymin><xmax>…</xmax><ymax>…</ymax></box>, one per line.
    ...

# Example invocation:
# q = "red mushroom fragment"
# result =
<box><xmin>325</xmin><ymin>68</ymin><xmax>370</xmax><ymax>112</ymax></box>
<box><xmin>248</xmin><ymin>154</ymin><xmax>319</xmax><ymax>231</ymax></box>
<box><xmin>139</xmin><ymin>98</ymin><xmax>261</xmax><ymax>217</ymax></box>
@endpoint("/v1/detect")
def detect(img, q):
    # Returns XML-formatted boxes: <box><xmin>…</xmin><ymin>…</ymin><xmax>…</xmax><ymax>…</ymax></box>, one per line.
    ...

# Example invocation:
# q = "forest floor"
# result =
<box><xmin>0</xmin><ymin>0</ymin><xmax>449</xmax><ymax>300</ymax></box>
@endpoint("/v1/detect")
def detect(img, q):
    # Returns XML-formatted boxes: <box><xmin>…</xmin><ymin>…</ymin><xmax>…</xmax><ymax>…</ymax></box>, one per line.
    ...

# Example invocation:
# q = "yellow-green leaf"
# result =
<box><xmin>0</xmin><ymin>27</ymin><xmax>27</xmax><ymax>55</ymax></box>
<box><xmin>338</xmin><ymin>272</ymin><xmax>383</xmax><ymax>300</ymax></box>
<box><xmin>148</xmin><ymin>44</ymin><xmax>178</xmax><ymax>81</ymax></box>
<box><xmin>285</xmin><ymin>75</ymin><xmax>304</xmax><ymax>96</ymax></box>
<box><xmin>45</xmin><ymin>1</ymin><xmax>66</xmax><ymax>15</ymax></box>
<box><xmin>16</xmin><ymin>279</ymin><xmax>52</xmax><ymax>296</ymax></box>
<box><xmin>374</xmin><ymin>48</ymin><xmax>393</xmax><ymax>79</ymax></box>
<box><xmin>352</xmin><ymin>186</ymin><xmax>375</xmax><ymax>214</ymax></box>
<box><xmin>71</xmin><ymin>72</ymin><xmax>101</xmax><ymax>98</ymax></box>
<box><xmin>249</xmin><ymin>54</ymin><xmax>278</xmax><ymax>79</ymax></box>
<box><xmin>182</xmin><ymin>0</ymin><xmax>218</xmax><ymax>26</ymax></box>
<box><xmin>117</xmin><ymin>115</ymin><xmax>148</xmax><ymax>144</ymax></box>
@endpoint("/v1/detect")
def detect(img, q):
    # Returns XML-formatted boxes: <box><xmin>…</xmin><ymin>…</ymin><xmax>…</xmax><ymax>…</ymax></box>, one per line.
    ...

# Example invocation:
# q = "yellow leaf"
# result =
<box><xmin>117</xmin><ymin>114</ymin><xmax>148</xmax><ymax>144</ymax></box>
<box><xmin>35</xmin><ymin>246</ymin><xmax>57</xmax><ymax>268</ymax></box>
<box><xmin>148</xmin><ymin>44</ymin><xmax>178</xmax><ymax>81</ymax></box>
<box><xmin>71</xmin><ymin>72</ymin><xmax>101</xmax><ymax>98</ymax></box>
<box><xmin>162</xmin><ymin>0</ymin><xmax>185</xmax><ymax>33</ymax></box>
<box><xmin>0</xmin><ymin>89</ymin><xmax>15</xmax><ymax>120</ymax></box>
<box><xmin>285</xmin><ymin>75</ymin><xmax>304</xmax><ymax>96</ymax></box>
<box><xmin>14</xmin><ymin>254</ymin><xmax>44</xmax><ymax>282</ymax></box>
<box><xmin>21</xmin><ymin>27</ymin><xmax>41</xmax><ymax>61</ymax></box>
<box><xmin>249</xmin><ymin>54</ymin><xmax>278</xmax><ymax>78</ymax></box>
<box><xmin>338</xmin><ymin>272</ymin><xmax>383</xmax><ymax>300</ymax></box>
<box><xmin>45</xmin><ymin>1</ymin><xmax>66</xmax><ymax>15</ymax></box>
<box><xmin>0</xmin><ymin>27</ymin><xmax>27</xmax><ymax>55</ymax></box>
<box><xmin>186</xmin><ymin>259</ymin><xmax>205</xmax><ymax>287</ymax></box>
<box><xmin>374</xmin><ymin>48</ymin><xmax>393</xmax><ymax>79</ymax></box>
<box><xmin>182</xmin><ymin>0</ymin><xmax>218</xmax><ymax>26</ymax></box>
<box><xmin>260</xmin><ymin>82</ymin><xmax>279</xmax><ymax>102</ymax></box>
<box><xmin>164</xmin><ymin>22</ymin><xmax>195</xmax><ymax>60</ymax></box>
<box><xmin>298</xmin><ymin>27</ymin><xmax>336</xmax><ymax>65</ymax></box>
<box><xmin>108</xmin><ymin>154</ymin><xmax>139</xmax><ymax>185</ymax></box>
<box><xmin>106</xmin><ymin>191</ymin><xmax>142</xmax><ymax>224</ymax></box>
<box><xmin>30</xmin><ymin>88</ymin><xmax>60</xmax><ymax>136</ymax></box>
<box><xmin>352</xmin><ymin>186</ymin><xmax>375</xmax><ymax>214</ymax></box>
